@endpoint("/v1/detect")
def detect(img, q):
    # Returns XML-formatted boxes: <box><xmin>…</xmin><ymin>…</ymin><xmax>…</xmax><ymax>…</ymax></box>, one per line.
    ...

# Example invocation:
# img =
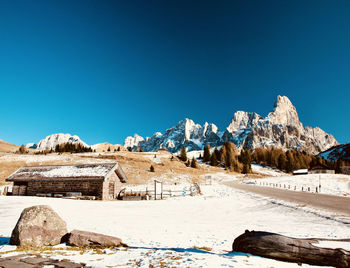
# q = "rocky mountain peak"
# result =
<box><xmin>31</xmin><ymin>133</ymin><xmax>88</xmax><ymax>151</ymax></box>
<box><xmin>122</xmin><ymin>95</ymin><xmax>338</xmax><ymax>154</ymax></box>
<box><xmin>226</xmin><ymin>111</ymin><xmax>262</xmax><ymax>133</ymax></box>
<box><xmin>123</xmin><ymin>134</ymin><xmax>145</xmax><ymax>149</ymax></box>
<box><xmin>265</xmin><ymin>95</ymin><xmax>302</xmax><ymax>128</ymax></box>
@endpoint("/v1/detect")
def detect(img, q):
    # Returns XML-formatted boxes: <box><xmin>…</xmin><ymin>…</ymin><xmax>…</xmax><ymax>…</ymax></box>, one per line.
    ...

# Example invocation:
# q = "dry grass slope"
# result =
<box><xmin>0</xmin><ymin>140</ymin><xmax>19</xmax><ymax>153</ymax></box>
<box><xmin>0</xmin><ymin>151</ymin><xmax>239</xmax><ymax>185</ymax></box>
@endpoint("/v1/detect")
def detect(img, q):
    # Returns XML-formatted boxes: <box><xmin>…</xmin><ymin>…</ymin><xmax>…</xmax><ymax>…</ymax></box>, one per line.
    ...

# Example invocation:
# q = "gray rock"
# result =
<box><xmin>10</xmin><ymin>205</ymin><xmax>68</xmax><ymax>247</ymax></box>
<box><xmin>0</xmin><ymin>254</ymin><xmax>87</xmax><ymax>268</ymax></box>
<box><xmin>64</xmin><ymin>229</ymin><xmax>123</xmax><ymax>248</ymax></box>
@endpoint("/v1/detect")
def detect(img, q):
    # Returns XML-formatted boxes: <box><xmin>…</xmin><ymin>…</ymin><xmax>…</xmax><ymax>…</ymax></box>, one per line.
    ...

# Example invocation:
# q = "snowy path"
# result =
<box><xmin>224</xmin><ymin>181</ymin><xmax>350</xmax><ymax>218</ymax></box>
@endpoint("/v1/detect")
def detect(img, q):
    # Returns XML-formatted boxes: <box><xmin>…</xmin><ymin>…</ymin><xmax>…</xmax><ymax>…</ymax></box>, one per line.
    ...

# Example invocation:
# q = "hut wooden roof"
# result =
<box><xmin>6</xmin><ymin>163</ymin><xmax>128</xmax><ymax>183</ymax></box>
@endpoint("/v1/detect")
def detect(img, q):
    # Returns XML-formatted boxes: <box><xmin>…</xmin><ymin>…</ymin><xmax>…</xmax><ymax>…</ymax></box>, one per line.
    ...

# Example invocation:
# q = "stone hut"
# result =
<box><xmin>309</xmin><ymin>164</ymin><xmax>335</xmax><ymax>174</ymax></box>
<box><xmin>5</xmin><ymin>163</ymin><xmax>127</xmax><ymax>200</ymax></box>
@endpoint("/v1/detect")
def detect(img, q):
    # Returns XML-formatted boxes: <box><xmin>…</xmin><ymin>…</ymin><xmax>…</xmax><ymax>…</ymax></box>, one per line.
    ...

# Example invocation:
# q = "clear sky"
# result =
<box><xmin>1</xmin><ymin>0</ymin><xmax>349</xmax><ymax>146</ymax></box>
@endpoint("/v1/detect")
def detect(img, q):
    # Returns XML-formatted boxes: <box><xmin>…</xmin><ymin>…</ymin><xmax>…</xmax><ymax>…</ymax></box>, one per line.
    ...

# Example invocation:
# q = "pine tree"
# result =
<box><xmin>179</xmin><ymin>146</ymin><xmax>187</xmax><ymax>162</ymax></box>
<box><xmin>240</xmin><ymin>149</ymin><xmax>252</xmax><ymax>173</ymax></box>
<box><xmin>18</xmin><ymin>145</ymin><xmax>27</xmax><ymax>154</ymax></box>
<box><xmin>242</xmin><ymin>163</ymin><xmax>250</xmax><ymax>174</ymax></box>
<box><xmin>214</xmin><ymin>147</ymin><xmax>221</xmax><ymax>162</ymax></box>
<box><xmin>191</xmin><ymin>157</ymin><xmax>199</xmax><ymax>168</ymax></box>
<box><xmin>220</xmin><ymin>145</ymin><xmax>227</xmax><ymax>168</ymax></box>
<box><xmin>203</xmin><ymin>145</ymin><xmax>211</xmax><ymax>162</ymax></box>
<box><xmin>107</xmin><ymin>147</ymin><xmax>111</xmax><ymax>152</ymax></box>
<box><xmin>210</xmin><ymin>152</ymin><xmax>218</xmax><ymax>166</ymax></box>
<box><xmin>278</xmin><ymin>153</ymin><xmax>287</xmax><ymax>171</ymax></box>
<box><xmin>55</xmin><ymin>144</ymin><xmax>60</xmax><ymax>153</ymax></box>
<box><xmin>127</xmin><ymin>147</ymin><xmax>132</xmax><ymax>152</ymax></box>
<box><xmin>286</xmin><ymin>150</ymin><xmax>294</xmax><ymax>172</ymax></box>
<box><xmin>150</xmin><ymin>165</ymin><xmax>155</xmax><ymax>172</ymax></box>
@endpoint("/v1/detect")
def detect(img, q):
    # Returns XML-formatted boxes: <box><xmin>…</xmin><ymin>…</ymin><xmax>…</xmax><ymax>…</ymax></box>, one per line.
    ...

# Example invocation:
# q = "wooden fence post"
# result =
<box><xmin>154</xmin><ymin>180</ymin><xmax>156</xmax><ymax>200</ymax></box>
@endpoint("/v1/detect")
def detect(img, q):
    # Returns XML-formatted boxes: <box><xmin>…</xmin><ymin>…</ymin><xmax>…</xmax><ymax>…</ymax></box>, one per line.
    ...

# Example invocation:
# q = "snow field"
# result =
<box><xmin>0</xmin><ymin>182</ymin><xmax>349</xmax><ymax>267</ymax></box>
<box><xmin>248</xmin><ymin>173</ymin><xmax>350</xmax><ymax>197</ymax></box>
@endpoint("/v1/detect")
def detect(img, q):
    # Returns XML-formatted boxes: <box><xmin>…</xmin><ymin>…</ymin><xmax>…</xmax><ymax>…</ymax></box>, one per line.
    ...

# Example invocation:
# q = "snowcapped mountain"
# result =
<box><xmin>27</xmin><ymin>133</ymin><xmax>88</xmax><ymax>151</ymax></box>
<box><xmin>124</xmin><ymin>119</ymin><xmax>221</xmax><ymax>153</ymax></box>
<box><xmin>123</xmin><ymin>134</ymin><xmax>145</xmax><ymax>149</ymax></box>
<box><xmin>124</xmin><ymin>96</ymin><xmax>338</xmax><ymax>154</ymax></box>
<box><xmin>222</xmin><ymin>96</ymin><xmax>338</xmax><ymax>154</ymax></box>
<box><xmin>318</xmin><ymin>143</ymin><xmax>350</xmax><ymax>161</ymax></box>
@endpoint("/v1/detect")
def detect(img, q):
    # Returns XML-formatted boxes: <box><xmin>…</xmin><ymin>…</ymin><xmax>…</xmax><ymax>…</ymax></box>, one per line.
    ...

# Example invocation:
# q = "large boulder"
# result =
<box><xmin>63</xmin><ymin>229</ymin><xmax>123</xmax><ymax>248</ymax></box>
<box><xmin>10</xmin><ymin>205</ymin><xmax>68</xmax><ymax>247</ymax></box>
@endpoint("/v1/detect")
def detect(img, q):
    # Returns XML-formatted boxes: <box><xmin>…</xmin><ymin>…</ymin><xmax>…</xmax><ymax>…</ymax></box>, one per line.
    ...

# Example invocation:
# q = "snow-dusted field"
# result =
<box><xmin>248</xmin><ymin>173</ymin><xmax>350</xmax><ymax>197</ymax></box>
<box><xmin>251</xmin><ymin>164</ymin><xmax>287</xmax><ymax>177</ymax></box>
<box><xmin>1</xmin><ymin>182</ymin><xmax>349</xmax><ymax>267</ymax></box>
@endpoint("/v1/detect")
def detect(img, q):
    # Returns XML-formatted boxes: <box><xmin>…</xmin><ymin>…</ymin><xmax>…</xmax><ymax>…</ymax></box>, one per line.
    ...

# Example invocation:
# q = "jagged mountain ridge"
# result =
<box><xmin>27</xmin><ymin>133</ymin><xmax>88</xmax><ymax>151</ymax></box>
<box><xmin>124</xmin><ymin>96</ymin><xmax>338</xmax><ymax>154</ymax></box>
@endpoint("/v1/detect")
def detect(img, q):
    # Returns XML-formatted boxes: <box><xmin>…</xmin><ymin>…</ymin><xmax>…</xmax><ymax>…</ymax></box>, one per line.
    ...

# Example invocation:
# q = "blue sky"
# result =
<box><xmin>0</xmin><ymin>0</ymin><xmax>349</xmax><ymax>146</ymax></box>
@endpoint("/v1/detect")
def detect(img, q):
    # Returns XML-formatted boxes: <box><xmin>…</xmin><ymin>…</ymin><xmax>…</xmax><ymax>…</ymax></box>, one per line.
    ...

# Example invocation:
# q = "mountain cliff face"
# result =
<box><xmin>27</xmin><ymin>133</ymin><xmax>88</xmax><ymax>151</ymax></box>
<box><xmin>124</xmin><ymin>96</ymin><xmax>338</xmax><ymax>154</ymax></box>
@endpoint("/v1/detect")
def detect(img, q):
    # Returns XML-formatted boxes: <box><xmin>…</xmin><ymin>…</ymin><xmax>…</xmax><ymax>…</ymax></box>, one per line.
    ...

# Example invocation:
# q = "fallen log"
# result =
<box><xmin>232</xmin><ymin>230</ymin><xmax>350</xmax><ymax>267</ymax></box>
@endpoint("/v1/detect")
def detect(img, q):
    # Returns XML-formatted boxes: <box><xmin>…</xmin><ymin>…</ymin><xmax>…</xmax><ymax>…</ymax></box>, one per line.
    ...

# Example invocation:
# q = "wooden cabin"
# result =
<box><xmin>309</xmin><ymin>164</ymin><xmax>335</xmax><ymax>174</ymax></box>
<box><xmin>5</xmin><ymin>163</ymin><xmax>128</xmax><ymax>200</ymax></box>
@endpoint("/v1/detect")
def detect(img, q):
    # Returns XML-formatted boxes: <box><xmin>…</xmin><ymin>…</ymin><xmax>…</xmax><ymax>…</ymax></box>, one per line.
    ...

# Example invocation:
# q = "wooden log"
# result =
<box><xmin>232</xmin><ymin>230</ymin><xmax>350</xmax><ymax>267</ymax></box>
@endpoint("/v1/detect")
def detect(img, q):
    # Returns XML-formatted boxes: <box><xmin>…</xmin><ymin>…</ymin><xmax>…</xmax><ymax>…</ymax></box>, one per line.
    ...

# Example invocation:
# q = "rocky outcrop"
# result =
<box><xmin>63</xmin><ymin>229</ymin><xmax>123</xmax><ymax>248</ymax></box>
<box><xmin>27</xmin><ymin>133</ymin><xmax>88</xmax><ymax>151</ymax></box>
<box><xmin>123</xmin><ymin>96</ymin><xmax>338</xmax><ymax>154</ymax></box>
<box><xmin>123</xmin><ymin>134</ymin><xmax>145</xmax><ymax>149</ymax></box>
<box><xmin>10</xmin><ymin>205</ymin><xmax>68</xmax><ymax>247</ymax></box>
<box><xmin>222</xmin><ymin>96</ymin><xmax>338</xmax><ymax>154</ymax></box>
<box><xmin>0</xmin><ymin>255</ymin><xmax>86</xmax><ymax>268</ymax></box>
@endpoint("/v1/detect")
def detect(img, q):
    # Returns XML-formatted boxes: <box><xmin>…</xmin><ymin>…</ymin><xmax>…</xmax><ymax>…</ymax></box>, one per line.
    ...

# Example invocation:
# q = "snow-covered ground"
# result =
<box><xmin>247</xmin><ymin>173</ymin><xmax>350</xmax><ymax>197</ymax></box>
<box><xmin>251</xmin><ymin>164</ymin><xmax>287</xmax><ymax>177</ymax></box>
<box><xmin>0</xmin><ymin>182</ymin><xmax>349</xmax><ymax>267</ymax></box>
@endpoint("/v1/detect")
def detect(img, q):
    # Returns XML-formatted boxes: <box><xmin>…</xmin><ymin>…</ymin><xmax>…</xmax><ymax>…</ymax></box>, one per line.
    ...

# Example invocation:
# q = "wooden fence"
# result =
<box><xmin>257</xmin><ymin>181</ymin><xmax>322</xmax><ymax>193</ymax></box>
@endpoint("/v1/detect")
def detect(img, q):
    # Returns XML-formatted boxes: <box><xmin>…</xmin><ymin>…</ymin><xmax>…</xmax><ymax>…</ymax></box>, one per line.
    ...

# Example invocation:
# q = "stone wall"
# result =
<box><xmin>102</xmin><ymin>172</ymin><xmax>123</xmax><ymax>200</ymax></box>
<box><xmin>309</xmin><ymin>169</ymin><xmax>335</xmax><ymax>174</ymax></box>
<box><xmin>24</xmin><ymin>180</ymin><xmax>104</xmax><ymax>198</ymax></box>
